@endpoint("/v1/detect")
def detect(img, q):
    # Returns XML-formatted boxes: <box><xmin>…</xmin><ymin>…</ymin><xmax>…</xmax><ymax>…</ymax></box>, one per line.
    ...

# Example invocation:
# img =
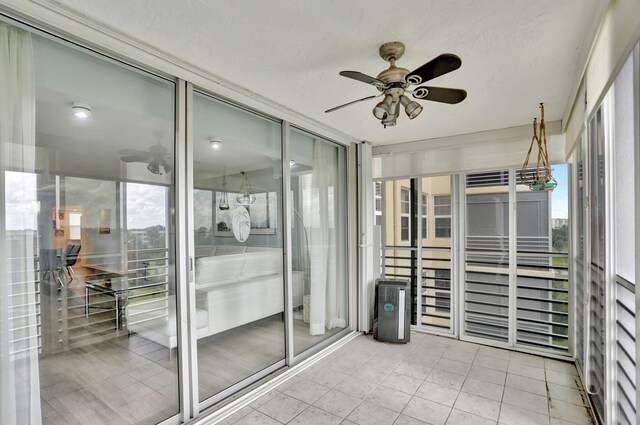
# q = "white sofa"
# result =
<box><xmin>195</xmin><ymin>247</ymin><xmax>284</xmax><ymax>337</ymax></box>
<box><xmin>127</xmin><ymin>245</ymin><xmax>290</xmax><ymax>348</ymax></box>
<box><xmin>127</xmin><ymin>297</ymin><xmax>209</xmax><ymax>349</ymax></box>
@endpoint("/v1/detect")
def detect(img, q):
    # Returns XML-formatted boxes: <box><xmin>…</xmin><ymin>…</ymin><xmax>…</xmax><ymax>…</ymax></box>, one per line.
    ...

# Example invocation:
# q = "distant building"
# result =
<box><xmin>552</xmin><ymin>218</ymin><xmax>568</xmax><ymax>229</ymax></box>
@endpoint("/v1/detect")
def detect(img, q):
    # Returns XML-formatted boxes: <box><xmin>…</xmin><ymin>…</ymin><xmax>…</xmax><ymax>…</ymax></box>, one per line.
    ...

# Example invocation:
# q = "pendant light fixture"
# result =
<box><xmin>218</xmin><ymin>172</ymin><xmax>230</xmax><ymax>210</ymax></box>
<box><xmin>236</xmin><ymin>171</ymin><xmax>256</xmax><ymax>205</ymax></box>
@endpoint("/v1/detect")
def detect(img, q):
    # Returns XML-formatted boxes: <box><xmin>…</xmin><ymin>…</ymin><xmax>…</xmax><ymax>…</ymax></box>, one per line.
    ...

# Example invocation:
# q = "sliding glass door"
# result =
<box><xmin>1</xmin><ymin>19</ymin><xmax>353</xmax><ymax>425</ymax></box>
<box><xmin>586</xmin><ymin>107</ymin><xmax>606</xmax><ymax>421</ymax></box>
<box><xmin>190</xmin><ymin>92</ymin><xmax>285</xmax><ymax>404</ymax></box>
<box><xmin>419</xmin><ymin>176</ymin><xmax>454</xmax><ymax>333</ymax></box>
<box><xmin>289</xmin><ymin>128</ymin><xmax>348</xmax><ymax>356</ymax></box>
<box><xmin>462</xmin><ymin>168</ymin><xmax>571</xmax><ymax>354</ymax></box>
<box><xmin>463</xmin><ymin>171</ymin><xmax>511</xmax><ymax>343</ymax></box>
<box><xmin>376</xmin><ymin>175</ymin><xmax>455</xmax><ymax>334</ymax></box>
<box><xmin>0</xmin><ymin>24</ymin><xmax>180</xmax><ymax>425</ymax></box>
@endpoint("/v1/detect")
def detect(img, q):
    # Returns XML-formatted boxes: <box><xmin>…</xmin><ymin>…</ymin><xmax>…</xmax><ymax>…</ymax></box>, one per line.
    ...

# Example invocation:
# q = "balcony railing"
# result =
<box><xmin>516</xmin><ymin>250</ymin><xmax>569</xmax><ymax>352</ymax></box>
<box><xmin>55</xmin><ymin>246</ymin><xmax>170</xmax><ymax>349</ymax></box>
<box><xmin>615</xmin><ymin>275</ymin><xmax>636</xmax><ymax>424</ymax></box>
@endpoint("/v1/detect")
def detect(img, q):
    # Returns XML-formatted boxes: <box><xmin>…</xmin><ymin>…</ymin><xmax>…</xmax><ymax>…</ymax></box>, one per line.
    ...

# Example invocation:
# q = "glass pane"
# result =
<box><xmin>401</xmin><ymin>188</ymin><xmax>410</xmax><ymax>214</ymax></box>
<box><xmin>290</xmin><ymin>128</ymin><xmax>348</xmax><ymax>355</ymax></box>
<box><xmin>420</xmin><ymin>176</ymin><xmax>452</xmax><ymax>332</ymax></box>
<box><xmin>613</xmin><ymin>53</ymin><xmax>637</xmax><ymax>422</ymax></box>
<box><xmin>192</xmin><ymin>92</ymin><xmax>284</xmax><ymax>401</ymax></box>
<box><xmin>380</xmin><ymin>179</ymin><xmax>416</xmax><ymax>325</ymax></box>
<box><xmin>515</xmin><ymin>165</ymin><xmax>569</xmax><ymax>353</ymax></box>
<box><xmin>587</xmin><ymin>107</ymin><xmax>606</xmax><ymax>421</ymax></box>
<box><xmin>574</xmin><ymin>135</ymin><xmax>586</xmax><ymax>372</ymax></box>
<box><xmin>1</xmin><ymin>25</ymin><xmax>179</xmax><ymax>424</ymax></box>
<box><xmin>464</xmin><ymin>171</ymin><xmax>510</xmax><ymax>342</ymax></box>
<box><xmin>613</xmin><ymin>54</ymin><xmax>636</xmax><ymax>283</ymax></box>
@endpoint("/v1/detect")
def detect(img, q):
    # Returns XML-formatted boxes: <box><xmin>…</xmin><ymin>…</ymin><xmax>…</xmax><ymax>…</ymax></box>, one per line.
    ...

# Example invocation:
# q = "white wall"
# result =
<box><xmin>564</xmin><ymin>0</ymin><xmax>640</xmax><ymax>155</ymax></box>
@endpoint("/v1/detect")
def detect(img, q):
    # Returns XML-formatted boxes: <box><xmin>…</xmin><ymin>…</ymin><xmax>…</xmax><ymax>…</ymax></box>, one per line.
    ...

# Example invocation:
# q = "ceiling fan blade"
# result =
<box><xmin>412</xmin><ymin>86</ymin><xmax>467</xmax><ymax>104</ymax></box>
<box><xmin>121</xmin><ymin>155</ymin><xmax>150</xmax><ymax>163</ymax></box>
<box><xmin>406</xmin><ymin>54</ymin><xmax>462</xmax><ymax>85</ymax></box>
<box><xmin>119</xmin><ymin>149</ymin><xmax>148</xmax><ymax>156</ymax></box>
<box><xmin>339</xmin><ymin>71</ymin><xmax>386</xmax><ymax>88</ymax></box>
<box><xmin>325</xmin><ymin>95</ymin><xmax>379</xmax><ymax>113</ymax></box>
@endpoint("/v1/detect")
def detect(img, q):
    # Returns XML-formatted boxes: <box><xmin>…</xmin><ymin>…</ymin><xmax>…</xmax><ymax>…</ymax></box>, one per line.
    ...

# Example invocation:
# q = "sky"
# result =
<box><xmin>4</xmin><ymin>172</ymin><xmax>38</xmax><ymax>231</ymax></box>
<box><xmin>126</xmin><ymin>183</ymin><xmax>168</xmax><ymax>229</ymax></box>
<box><xmin>551</xmin><ymin>163</ymin><xmax>569</xmax><ymax>219</ymax></box>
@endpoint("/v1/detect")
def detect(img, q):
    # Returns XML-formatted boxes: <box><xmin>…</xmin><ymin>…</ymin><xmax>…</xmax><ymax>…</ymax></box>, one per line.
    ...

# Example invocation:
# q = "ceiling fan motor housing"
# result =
<box><xmin>379</xmin><ymin>41</ymin><xmax>405</xmax><ymax>62</ymax></box>
<box><xmin>377</xmin><ymin>66</ymin><xmax>410</xmax><ymax>88</ymax></box>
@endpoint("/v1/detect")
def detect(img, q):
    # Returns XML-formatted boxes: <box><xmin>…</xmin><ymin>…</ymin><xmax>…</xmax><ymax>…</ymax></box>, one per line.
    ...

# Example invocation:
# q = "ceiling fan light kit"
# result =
<box><xmin>72</xmin><ymin>102</ymin><xmax>92</xmax><ymax>119</ymax></box>
<box><xmin>236</xmin><ymin>171</ymin><xmax>256</xmax><ymax>206</ymax></box>
<box><xmin>373</xmin><ymin>94</ymin><xmax>393</xmax><ymax>120</ymax></box>
<box><xmin>400</xmin><ymin>95</ymin><xmax>423</xmax><ymax>119</ymax></box>
<box><xmin>209</xmin><ymin>137</ymin><xmax>222</xmax><ymax>150</ymax></box>
<box><xmin>327</xmin><ymin>41</ymin><xmax>467</xmax><ymax>127</ymax></box>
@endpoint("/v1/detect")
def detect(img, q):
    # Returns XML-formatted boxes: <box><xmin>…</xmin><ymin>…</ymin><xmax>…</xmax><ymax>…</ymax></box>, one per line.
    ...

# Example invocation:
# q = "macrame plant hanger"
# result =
<box><xmin>520</xmin><ymin>103</ymin><xmax>557</xmax><ymax>191</ymax></box>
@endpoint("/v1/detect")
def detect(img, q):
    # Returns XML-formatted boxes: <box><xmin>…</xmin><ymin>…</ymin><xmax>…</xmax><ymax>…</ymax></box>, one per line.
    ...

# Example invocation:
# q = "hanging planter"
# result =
<box><xmin>520</xmin><ymin>103</ymin><xmax>557</xmax><ymax>191</ymax></box>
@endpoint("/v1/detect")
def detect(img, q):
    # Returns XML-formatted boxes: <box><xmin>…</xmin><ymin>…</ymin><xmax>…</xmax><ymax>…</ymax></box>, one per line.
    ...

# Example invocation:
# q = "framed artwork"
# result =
<box><xmin>214</xmin><ymin>191</ymin><xmax>277</xmax><ymax>237</ymax></box>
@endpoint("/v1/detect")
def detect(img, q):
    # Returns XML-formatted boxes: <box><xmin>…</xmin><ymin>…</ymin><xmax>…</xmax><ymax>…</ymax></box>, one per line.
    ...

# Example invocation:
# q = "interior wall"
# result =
<box><xmin>564</xmin><ymin>0</ymin><xmax>640</xmax><ymax>155</ymax></box>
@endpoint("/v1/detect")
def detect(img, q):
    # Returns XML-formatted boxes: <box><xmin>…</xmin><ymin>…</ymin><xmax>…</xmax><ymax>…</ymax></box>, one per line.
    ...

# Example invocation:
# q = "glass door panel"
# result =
<box><xmin>464</xmin><ymin>171</ymin><xmax>510</xmax><ymax>342</ymax></box>
<box><xmin>574</xmin><ymin>136</ymin><xmax>587</xmax><ymax>372</ymax></box>
<box><xmin>612</xmin><ymin>53</ymin><xmax>637</xmax><ymax>423</ymax></box>
<box><xmin>191</xmin><ymin>92</ymin><xmax>285</xmax><ymax>402</ymax></box>
<box><xmin>379</xmin><ymin>179</ymin><xmax>418</xmax><ymax>325</ymax></box>
<box><xmin>515</xmin><ymin>166</ymin><xmax>570</xmax><ymax>353</ymax></box>
<box><xmin>289</xmin><ymin>128</ymin><xmax>348</xmax><ymax>356</ymax></box>
<box><xmin>420</xmin><ymin>176</ymin><xmax>453</xmax><ymax>332</ymax></box>
<box><xmin>1</xmin><ymin>26</ymin><xmax>180</xmax><ymax>424</ymax></box>
<box><xmin>587</xmin><ymin>107</ymin><xmax>605</xmax><ymax>421</ymax></box>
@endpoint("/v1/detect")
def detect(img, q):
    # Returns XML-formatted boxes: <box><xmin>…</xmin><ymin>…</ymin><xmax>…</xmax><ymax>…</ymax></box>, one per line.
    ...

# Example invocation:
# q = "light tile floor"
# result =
<box><xmin>217</xmin><ymin>332</ymin><xmax>594</xmax><ymax>425</ymax></box>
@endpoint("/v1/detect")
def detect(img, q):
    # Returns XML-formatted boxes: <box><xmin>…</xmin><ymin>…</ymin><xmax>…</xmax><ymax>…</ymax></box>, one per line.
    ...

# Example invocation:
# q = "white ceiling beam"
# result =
<box><xmin>372</xmin><ymin>120</ymin><xmax>562</xmax><ymax>156</ymax></box>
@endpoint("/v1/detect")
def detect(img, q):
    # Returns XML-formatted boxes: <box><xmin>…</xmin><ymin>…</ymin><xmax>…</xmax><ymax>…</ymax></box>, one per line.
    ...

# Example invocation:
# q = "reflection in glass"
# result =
<box><xmin>0</xmin><ymin>23</ymin><xmax>179</xmax><ymax>424</ymax></box>
<box><xmin>192</xmin><ymin>93</ymin><xmax>284</xmax><ymax>401</ymax></box>
<box><xmin>290</xmin><ymin>129</ymin><xmax>348</xmax><ymax>355</ymax></box>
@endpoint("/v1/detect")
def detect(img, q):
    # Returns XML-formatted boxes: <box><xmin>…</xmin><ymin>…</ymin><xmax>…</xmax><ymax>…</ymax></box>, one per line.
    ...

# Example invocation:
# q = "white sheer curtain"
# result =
<box><xmin>0</xmin><ymin>22</ymin><xmax>41</xmax><ymax>425</ymax></box>
<box><xmin>308</xmin><ymin>139</ymin><xmax>345</xmax><ymax>335</ymax></box>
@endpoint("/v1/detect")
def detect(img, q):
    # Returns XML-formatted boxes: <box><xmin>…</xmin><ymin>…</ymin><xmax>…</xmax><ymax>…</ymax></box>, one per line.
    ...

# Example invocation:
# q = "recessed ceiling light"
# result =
<box><xmin>209</xmin><ymin>138</ymin><xmax>222</xmax><ymax>150</ymax></box>
<box><xmin>72</xmin><ymin>102</ymin><xmax>92</xmax><ymax>119</ymax></box>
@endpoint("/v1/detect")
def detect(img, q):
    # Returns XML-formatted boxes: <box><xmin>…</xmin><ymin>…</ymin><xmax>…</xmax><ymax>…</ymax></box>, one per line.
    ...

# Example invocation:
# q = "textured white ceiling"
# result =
<box><xmin>44</xmin><ymin>0</ymin><xmax>601</xmax><ymax>145</ymax></box>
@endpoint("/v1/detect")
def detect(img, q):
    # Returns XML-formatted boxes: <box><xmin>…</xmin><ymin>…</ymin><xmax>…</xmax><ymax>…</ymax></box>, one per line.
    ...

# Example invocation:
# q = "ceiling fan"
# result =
<box><xmin>119</xmin><ymin>142</ymin><xmax>172</xmax><ymax>175</ymax></box>
<box><xmin>325</xmin><ymin>41</ymin><xmax>467</xmax><ymax>127</ymax></box>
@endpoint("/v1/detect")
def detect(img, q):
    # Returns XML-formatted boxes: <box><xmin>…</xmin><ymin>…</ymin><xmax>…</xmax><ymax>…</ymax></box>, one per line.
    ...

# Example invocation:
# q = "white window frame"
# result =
<box><xmin>400</xmin><ymin>187</ymin><xmax>410</xmax><ymax>242</ymax></box>
<box><xmin>421</xmin><ymin>193</ymin><xmax>428</xmax><ymax>239</ymax></box>
<box><xmin>434</xmin><ymin>195</ymin><xmax>451</xmax><ymax>239</ymax></box>
<box><xmin>374</xmin><ymin>181</ymin><xmax>383</xmax><ymax>226</ymax></box>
